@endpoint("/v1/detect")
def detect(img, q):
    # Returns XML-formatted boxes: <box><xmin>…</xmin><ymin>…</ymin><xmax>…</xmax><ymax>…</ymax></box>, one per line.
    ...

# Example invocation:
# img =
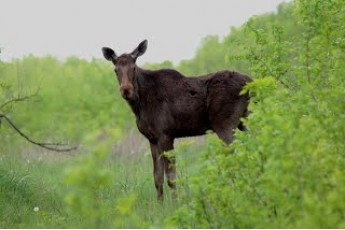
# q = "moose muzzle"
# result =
<box><xmin>120</xmin><ymin>84</ymin><xmax>134</xmax><ymax>100</ymax></box>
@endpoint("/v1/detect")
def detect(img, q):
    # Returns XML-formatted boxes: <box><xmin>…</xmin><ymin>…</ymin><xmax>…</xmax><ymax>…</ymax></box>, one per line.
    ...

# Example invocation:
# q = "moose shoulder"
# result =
<box><xmin>102</xmin><ymin>40</ymin><xmax>252</xmax><ymax>200</ymax></box>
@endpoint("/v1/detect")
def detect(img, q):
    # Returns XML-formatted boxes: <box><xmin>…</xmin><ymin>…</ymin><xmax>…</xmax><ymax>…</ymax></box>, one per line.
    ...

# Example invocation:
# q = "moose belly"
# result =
<box><xmin>172</xmin><ymin>125</ymin><xmax>209</xmax><ymax>138</ymax></box>
<box><xmin>170</xmin><ymin>102</ymin><xmax>210</xmax><ymax>138</ymax></box>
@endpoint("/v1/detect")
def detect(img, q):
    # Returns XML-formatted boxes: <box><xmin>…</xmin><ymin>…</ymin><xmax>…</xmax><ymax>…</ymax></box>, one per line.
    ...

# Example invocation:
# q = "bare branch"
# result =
<box><xmin>0</xmin><ymin>113</ymin><xmax>78</xmax><ymax>152</ymax></box>
<box><xmin>0</xmin><ymin>95</ymin><xmax>32</xmax><ymax>111</ymax></box>
<box><xmin>0</xmin><ymin>88</ymin><xmax>40</xmax><ymax>111</ymax></box>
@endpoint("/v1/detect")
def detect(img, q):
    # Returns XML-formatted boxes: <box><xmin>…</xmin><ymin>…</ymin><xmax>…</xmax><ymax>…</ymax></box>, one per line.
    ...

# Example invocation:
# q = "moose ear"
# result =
<box><xmin>102</xmin><ymin>47</ymin><xmax>117</xmax><ymax>61</ymax></box>
<box><xmin>131</xmin><ymin>40</ymin><xmax>148</xmax><ymax>59</ymax></box>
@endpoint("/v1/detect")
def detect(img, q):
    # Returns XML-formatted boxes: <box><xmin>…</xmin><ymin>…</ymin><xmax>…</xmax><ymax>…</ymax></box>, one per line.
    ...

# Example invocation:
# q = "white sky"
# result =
<box><xmin>0</xmin><ymin>0</ymin><xmax>291</xmax><ymax>64</ymax></box>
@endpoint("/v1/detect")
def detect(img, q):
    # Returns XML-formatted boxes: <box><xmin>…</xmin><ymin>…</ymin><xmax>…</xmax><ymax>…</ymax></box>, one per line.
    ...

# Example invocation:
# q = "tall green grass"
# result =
<box><xmin>0</xmin><ymin>135</ymin><xmax>206</xmax><ymax>228</ymax></box>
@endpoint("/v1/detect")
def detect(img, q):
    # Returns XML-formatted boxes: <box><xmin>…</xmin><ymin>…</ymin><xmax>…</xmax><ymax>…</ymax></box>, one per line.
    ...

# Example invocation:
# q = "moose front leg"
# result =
<box><xmin>164</xmin><ymin>155</ymin><xmax>176</xmax><ymax>199</ymax></box>
<box><xmin>160</xmin><ymin>136</ymin><xmax>176</xmax><ymax>200</ymax></box>
<box><xmin>150</xmin><ymin>143</ymin><xmax>164</xmax><ymax>200</ymax></box>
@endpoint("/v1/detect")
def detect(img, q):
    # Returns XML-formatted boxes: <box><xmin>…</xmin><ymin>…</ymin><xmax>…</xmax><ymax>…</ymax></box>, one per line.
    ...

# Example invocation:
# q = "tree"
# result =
<box><xmin>0</xmin><ymin>51</ymin><xmax>77</xmax><ymax>152</ymax></box>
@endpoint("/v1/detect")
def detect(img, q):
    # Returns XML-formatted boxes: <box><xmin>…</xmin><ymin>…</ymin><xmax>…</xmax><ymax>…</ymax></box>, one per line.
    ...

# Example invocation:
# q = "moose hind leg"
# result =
<box><xmin>213</xmin><ymin>104</ymin><xmax>245</xmax><ymax>145</ymax></box>
<box><xmin>211</xmin><ymin>97</ymin><xmax>249</xmax><ymax>145</ymax></box>
<box><xmin>214</xmin><ymin>128</ymin><xmax>234</xmax><ymax>145</ymax></box>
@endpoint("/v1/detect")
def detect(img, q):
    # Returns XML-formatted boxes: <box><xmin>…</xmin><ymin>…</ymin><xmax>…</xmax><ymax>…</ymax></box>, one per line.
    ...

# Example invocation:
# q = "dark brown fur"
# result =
<box><xmin>102</xmin><ymin>40</ymin><xmax>251</xmax><ymax>200</ymax></box>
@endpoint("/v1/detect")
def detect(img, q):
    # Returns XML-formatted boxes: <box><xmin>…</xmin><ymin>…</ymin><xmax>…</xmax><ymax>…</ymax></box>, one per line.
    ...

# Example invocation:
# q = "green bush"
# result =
<box><xmin>172</xmin><ymin>0</ymin><xmax>345</xmax><ymax>228</ymax></box>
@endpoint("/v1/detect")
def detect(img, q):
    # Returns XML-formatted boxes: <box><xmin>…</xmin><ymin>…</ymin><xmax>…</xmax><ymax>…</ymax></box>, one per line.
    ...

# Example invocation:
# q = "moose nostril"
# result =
<box><xmin>122</xmin><ymin>89</ymin><xmax>129</xmax><ymax>95</ymax></box>
<box><xmin>120</xmin><ymin>86</ymin><xmax>133</xmax><ymax>99</ymax></box>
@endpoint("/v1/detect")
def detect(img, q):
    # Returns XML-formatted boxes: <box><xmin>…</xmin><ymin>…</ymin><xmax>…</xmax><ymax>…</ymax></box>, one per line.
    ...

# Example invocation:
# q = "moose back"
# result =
<box><xmin>102</xmin><ymin>40</ymin><xmax>252</xmax><ymax>200</ymax></box>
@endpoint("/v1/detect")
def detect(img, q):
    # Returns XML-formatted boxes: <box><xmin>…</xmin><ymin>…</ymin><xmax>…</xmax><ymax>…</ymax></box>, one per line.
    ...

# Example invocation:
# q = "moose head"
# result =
<box><xmin>102</xmin><ymin>40</ymin><xmax>148</xmax><ymax>101</ymax></box>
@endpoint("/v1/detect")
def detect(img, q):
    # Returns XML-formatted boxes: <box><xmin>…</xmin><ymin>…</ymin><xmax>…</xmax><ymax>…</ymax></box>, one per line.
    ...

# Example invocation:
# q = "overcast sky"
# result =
<box><xmin>1</xmin><ymin>0</ymin><xmax>291</xmax><ymax>64</ymax></box>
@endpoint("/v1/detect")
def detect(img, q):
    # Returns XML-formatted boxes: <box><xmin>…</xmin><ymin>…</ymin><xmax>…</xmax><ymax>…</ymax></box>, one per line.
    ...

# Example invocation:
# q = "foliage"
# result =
<box><xmin>0</xmin><ymin>56</ymin><xmax>130</xmax><ymax>150</ymax></box>
<box><xmin>172</xmin><ymin>0</ymin><xmax>345</xmax><ymax>228</ymax></box>
<box><xmin>63</xmin><ymin>142</ymin><xmax>112</xmax><ymax>228</ymax></box>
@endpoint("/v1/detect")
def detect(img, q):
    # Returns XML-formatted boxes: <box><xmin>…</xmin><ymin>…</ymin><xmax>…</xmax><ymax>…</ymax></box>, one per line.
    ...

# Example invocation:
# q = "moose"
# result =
<box><xmin>102</xmin><ymin>40</ymin><xmax>251</xmax><ymax>200</ymax></box>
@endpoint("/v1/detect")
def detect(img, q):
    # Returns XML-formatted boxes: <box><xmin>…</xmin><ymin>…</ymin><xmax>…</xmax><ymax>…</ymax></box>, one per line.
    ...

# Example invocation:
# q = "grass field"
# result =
<box><xmin>0</xmin><ymin>132</ymin><xmax>208</xmax><ymax>228</ymax></box>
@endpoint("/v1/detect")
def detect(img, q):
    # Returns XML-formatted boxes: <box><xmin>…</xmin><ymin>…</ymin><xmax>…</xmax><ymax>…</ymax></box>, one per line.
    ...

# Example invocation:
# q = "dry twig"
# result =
<box><xmin>0</xmin><ymin>113</ymin><xmax>78</xmax><ymax>152</ymax></box>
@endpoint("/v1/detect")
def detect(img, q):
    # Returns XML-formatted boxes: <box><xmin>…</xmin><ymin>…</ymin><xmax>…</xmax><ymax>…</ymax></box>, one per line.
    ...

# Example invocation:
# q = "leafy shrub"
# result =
<box><xmin>171</xmin><ymin>0</ymin><xmax>345</xmax><ymax>228</ymax></box>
